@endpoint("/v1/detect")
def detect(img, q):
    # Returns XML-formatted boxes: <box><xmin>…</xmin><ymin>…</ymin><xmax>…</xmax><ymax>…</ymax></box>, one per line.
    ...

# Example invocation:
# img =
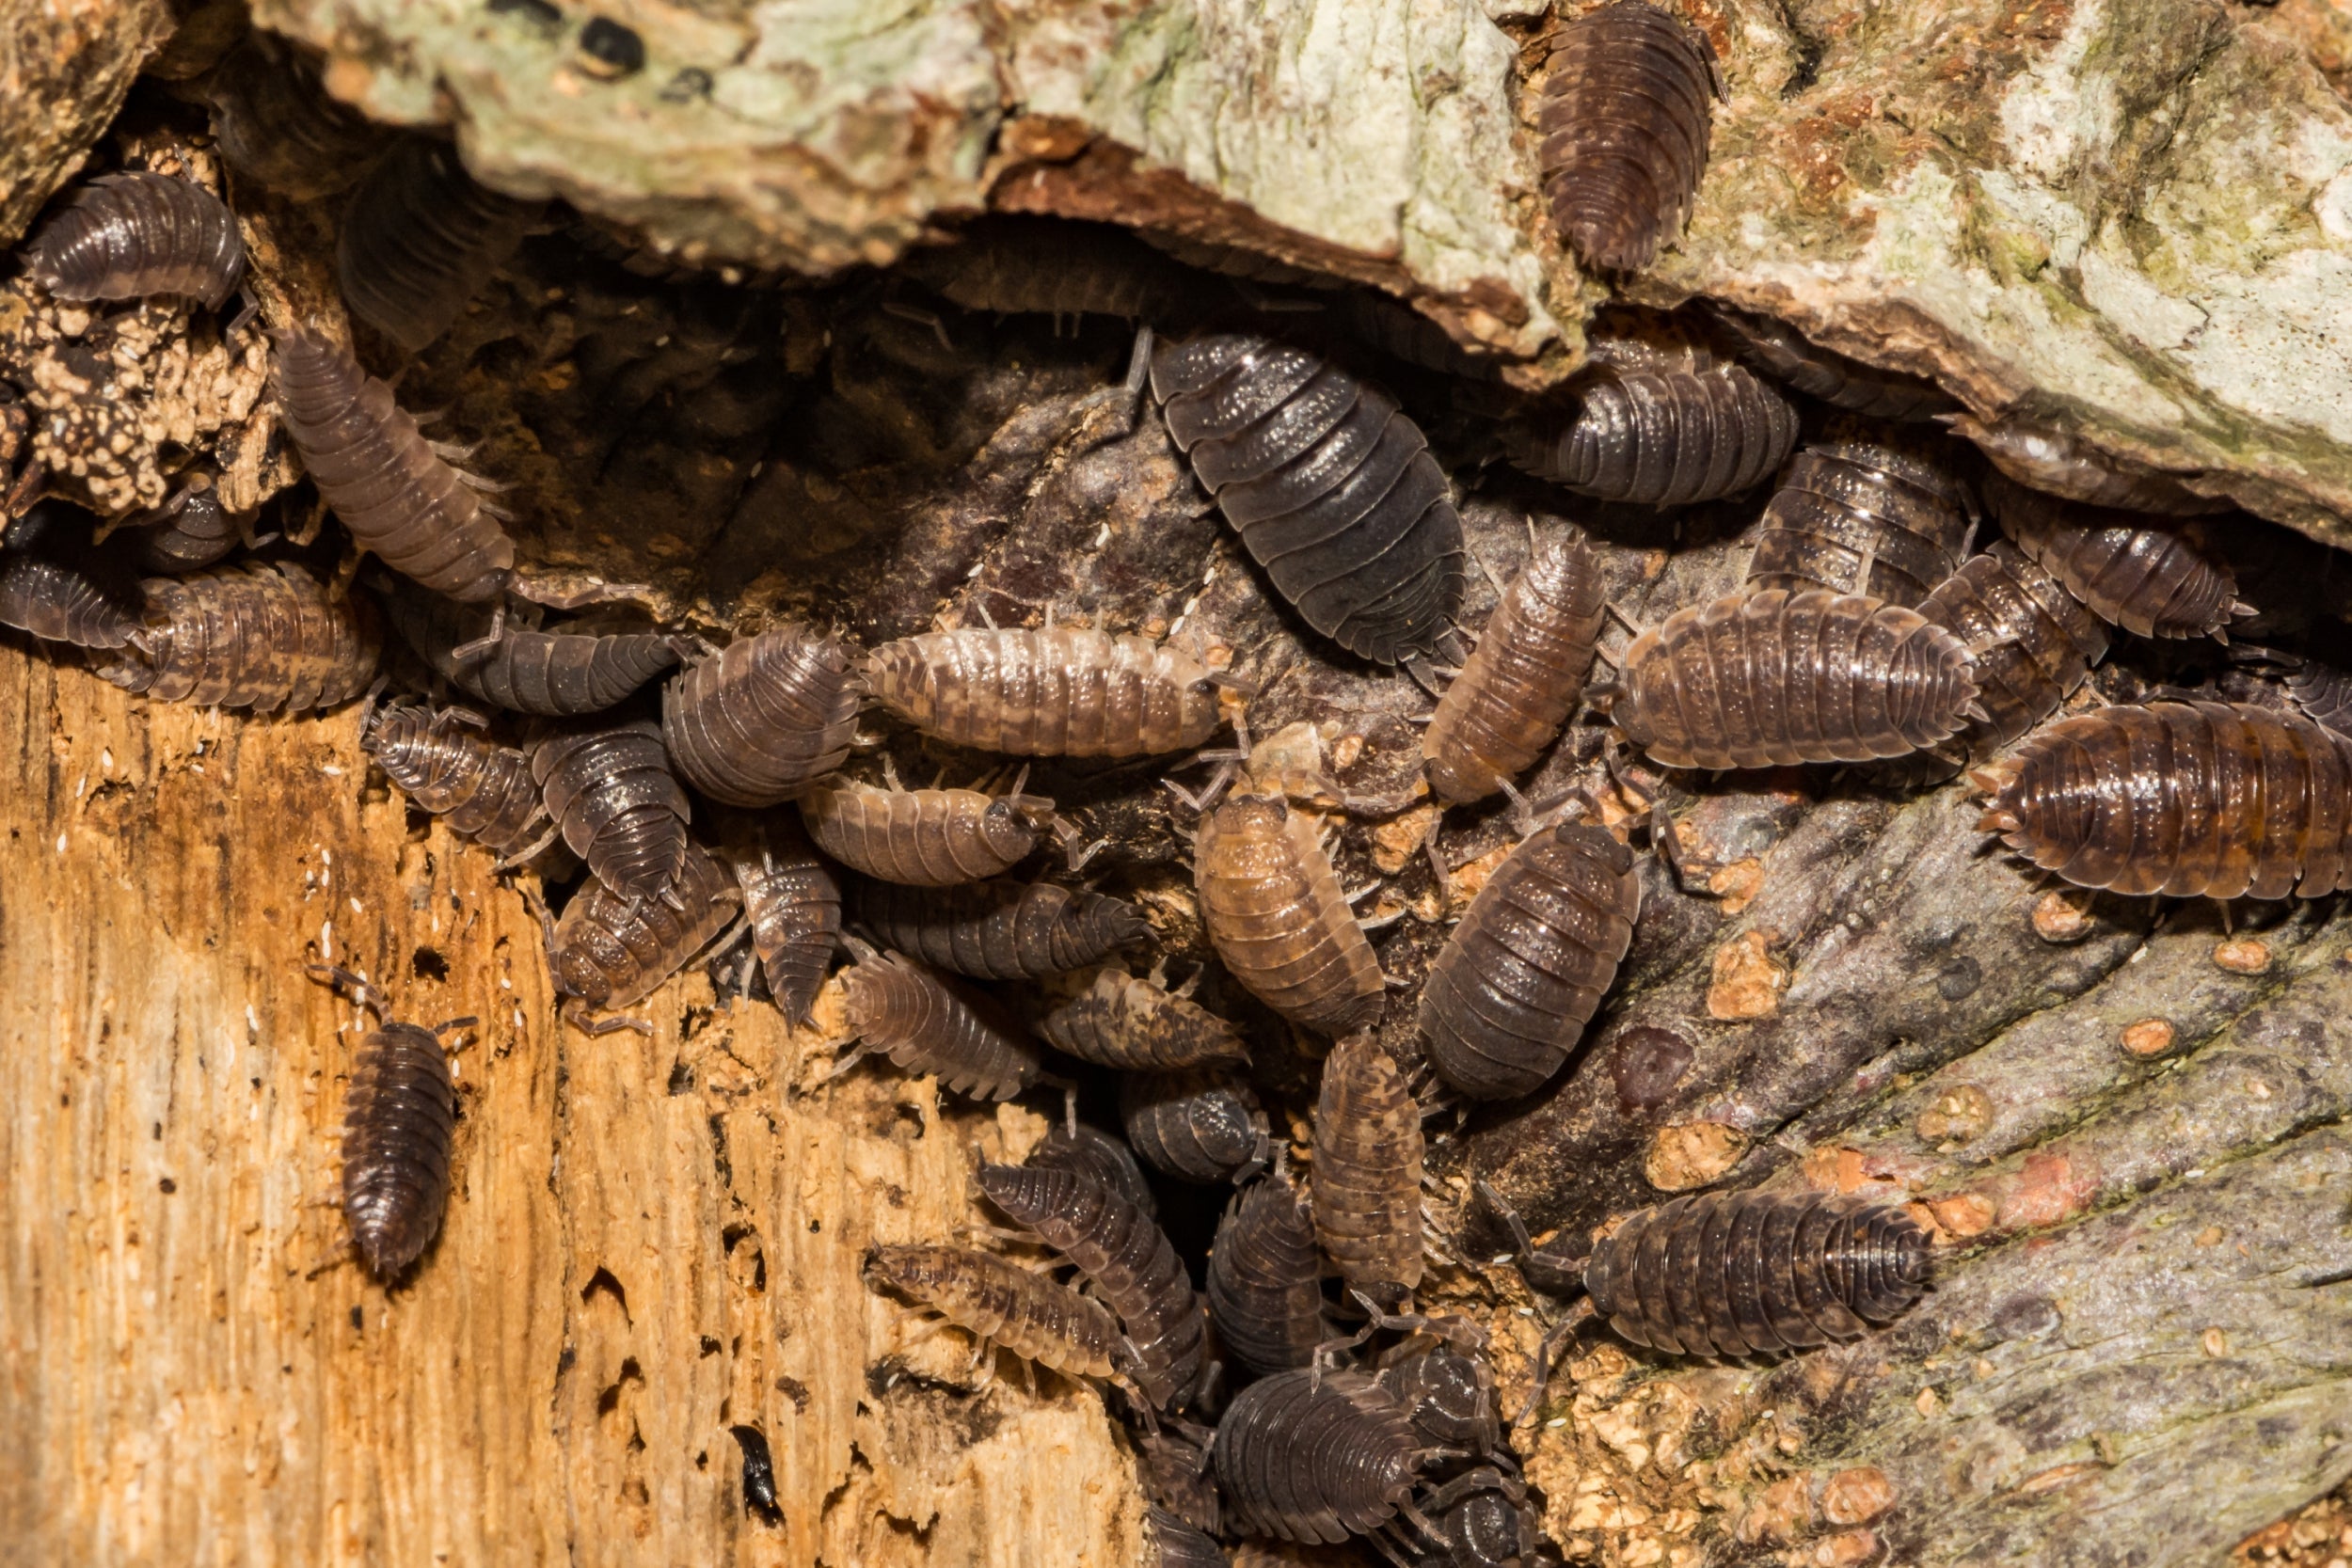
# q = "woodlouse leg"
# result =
<box><xmin>1519</xmin><ymin>1299</ymin><xmax>1599</xmax><ymax>1425</ymax></box>
<box><xmin>492</xmin><ymin>825</ymin><xmax>562</xmax><ymax>874</ymax></box>
<box><xmin>512</xmin><ymin>578</ymin><xmax>656</xmax><ymax>613</ymax></box>
<box><xmin>880</xmin><ymin>298</ymin><xmax>953</xmax><ymax>354</ymax></box>
<box><xmin>569</xmin><ymin>1007</ymin><xmax>655</xmax><ymax>1037</ymax></box>
<box><xmin>448</xmin><ymin>599</ymin><xmax>507</xmax><ymax>662</ymax></box>
<box><xmin>1403</xmin><ymin>656</ymin><xmax>1447</xmax><ymax>701</ymax></box>
<box><xmin>305</xmin><ymin>961</ymin><xmax>390</xmax><ymax>1025</ymax></box>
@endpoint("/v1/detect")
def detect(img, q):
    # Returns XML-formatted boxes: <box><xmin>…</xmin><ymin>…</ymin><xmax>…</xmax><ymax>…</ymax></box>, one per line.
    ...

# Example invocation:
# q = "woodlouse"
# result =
<box><xmin>974</xmin><ymin>1161</ymin><xmax>1204</xmax><ymax>1410</ymax></box>
<box><xmin>135</xmin><ymin>477</ymin><xmax>243</xmax><ymax>574</ymax></box>
<box><xmin>1035</xmin><ymin>964</ymin><xmax>1250</xmax><ymax>1072</ymax></box>
<box><xmin>1152</xmin><ymin>332</ymin><xmax>1466</xmax><ymax>666</ymax></box>
<box><xmin>200</xmin><ymin>34</ymin><xmax>387</xmax><ymax>200</ymax></box>
<box><xmin>27</xmin><ymin>170</ymin><xmax>247</xmax><ymax>310</ymax></box>
<box><xmin>1918</xmin><ymin>542</ymin><xmax>2109</xmax><ymax>755</ymax></box>
<box><xmin>1027</xmin><ymin>1122</ymin><xmax>1158</xmax><ymax>1220</ymax></box>
<box><xmin>0</xmin><ymin>514</ymin><xmax>143</xmax><ymax>648</ymax></box>
<box><xmin>1148</xmin><ymin>1508</ymin><xmax>1230</xmax><ymax>1568</ymax></box>
<box><xmin>98</xmin><ymin>562</ymin><xmax>380</xmax><ymax>712</ymax></box>
<box><xmin>900</xmin><ymin>216</ymin><xmax>1207</xmax><ymax>324</ymax></box>
<box><xmin>1378</xmin><ymin>1339</ymin><xmax>1500</xmax><ymax>1456</ymax></box>
<box><xmin>1613</xmin><ymin>588</ymin><xmax>1982</xmax><ymax>768</ymax></box>
<box><xmin>1420</xmin><ymin>819</ymin><xmax>1640</xmax><ymax>1101</ymax></box>
<box><xmin>849</xmin><ymin>877</ymin><xmax>1146</xmax><ymax>981</ymax></box>
<box><xmin>531</xmin><ymin>721</ymin><xmax>692</xmax><ymax>908</ymax></box>
<box><xmin>866</xmin><ymin>625</ymin><xmax>1224</xmax><ymax>758</ymax></box>
<box><xmin>662</xmin><ymin>626</ymin><xmax>862</xmax><ymax>806</ymax></box>
<box><xmin>835</xmin><ymin>942</ymin><xmax>1043</xmax><ymax>1101</ymax></box>
<box><xmin>1138</xmin><ymin>1428</ymin><xmax>1221</xmax><ymax>1534</ymax></box>
<box><xmin>338</xmin><ymin>135</ymin><xmax>542</xmax><ymax>354</ymax></box>
<box><xmin>1586</xmin><ymin>1191</ymin><xmax>1931</xmax><ymax>1356</ymax></box>
<box><xmin>798</xmin><ymin>773</ymin><xmax>1054</xmax><ymax>887</ymax></box>
<box><xmin>723</xmin><ymin>820</ymin><xmax>840</xmax><ymax>1029</ymax></box>
<box><xmin>361</xmin><ymin>701</ymin><xmax>556</xmax><ymax>861</ymax></box>
<box><xmin>272</xmin><ymin>326</ymin><xmax>517</xmax><ymax>603</ymax></box>
<box><xmin>1535</xmin><ymin>1</ymin><xmax>1721</xmax><ymax>276</ymax></box>
<box><xmin>1953</xmin><ymin>416</ymin><xmax>2227</xmax><ymax>516</ymax></box>
<box><xmin>1194</xmin><ymin>779</ymin><xmax>1386</xmax><ymax>1037</ymax></box>
<box><xmin>549</xmin><ymin>845</ymin><xmax>741</xmax><ymax>1032</ymax></box>
<box><xmin>1120</xmin><ymin>1069</ymin><xmax>1268</xmax><ymax>1184</ymax></box>
<box><xmin>1975</xmin><ymin>700</ymin><xmax>2352</xmax><ymax>900</ymax></box>
<box><xmin>1205</xmin><ymin>1172</ymin><xmax>1327</xmax><ymax>1377</ymax></box>
<box><xmin>1985</xmin><ymin>471</ymin><xmax>2247</xmax><ymax>641</ymax></box>
<box><xmin>864</xmin><ymin>1243</ymin><xmax>1132</xmax><ymax>1385</ymax></box>
<box><xmin>308</xmin><ymin>965</ymin><xmax>472</xmax><ymax>1283</ymax></box>
<box><xmin>1311</xmin><ymin>1035</ymin><xmax>1424</xmax><ymax>1291</ymax></box>
<box><xmin>1422</xmin><ymin>528</ymin><xmax>1607</xmax><ymax>804</ymax></box>
<box><xmin>1211</xmin><ymin>1368</ymin><xmax>1426</xmax><ymax>1543</ymax></box>
<box><xmin>1713</xmin><ymin>308</ymin><xmax>1951</xmax><ymax>421</ymax></box>
<box><xmin>2280</xmin><ymin>657</ymin><xmax>2352</xmax><ymax>739</ymax></box>
<box><xmin>1509</xmin><ymin>343</ymin><xmax>1800</xmax><ymax>506</ymax></box>
<box><xmin>387</xmin><ymin>588</ymin><xmax>681</xmax><ymax>716</ymax></box>
<box><xmin>1745</xmin><ymin>429</ymin><xmax>1976</xmax><ymax>608</ymax></box>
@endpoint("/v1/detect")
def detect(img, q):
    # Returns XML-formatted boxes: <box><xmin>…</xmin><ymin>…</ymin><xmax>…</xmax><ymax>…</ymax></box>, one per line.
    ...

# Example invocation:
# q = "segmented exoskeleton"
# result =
<box><xmin>864</xmin><ymin>1243</ymin><xmax>1134</xmax><ymax>1385</ymax></box>
<box><xmin>1745</xmin><ymin>428</ymin><xmax>1976</xmax><ymax>608</ymax></box>
<box><xmin>1120</xmin><ymin>1069</ymin><xmax>1268</xmax><ymax>1184</ymax></box>
<box><xmin>337</xmin><ymin>135</ymin><xmax>542</xmax><ymax>353</ymax></box>
<box><xmin>798</xmin><ymin>774</ymin><xmax>1054</xmax><ymax>886</ymax></box>
<box><xmin>866</xmin><ymin>625</ymin><xmax>1223</xmax><ymax>758</ymax></box>
<box><xmin>849</xmin><ymin>877</ymin><xmax>1146</xmax><ymax>980</ymax></box>
<box><xmin>1311</xmin><ymin>1035</ymin><xmax>1424</xmax><ymax>1291</ymax></box>
<box><xmin>386</xmin><ymin>587</ymin><xmax>680</xmax><ymax>716</ymax></box>
<box><xmin>199</xmin><ymin>34</ymin><xmax>389</xmax><ymax>200</ymax></box>
<box><xmin>1984</xmin><ymin>471</ymin><xmax>2246</xmax><ymax>641</ymax></box>
<box><xmin>663</xmin><ymin>625</ymin><xmax>862</xmax><ymax>805</ymax></box>
<box><xmin>531</xmin><ymin>721</ymin><xmax>692</xmax><ymax>908</ymax></box>
<box><xmin>1194</xmin><ymin>772</ymin><xmax>1386</xmax><ymax>1037</ymax></box>
<box><xmin>1954</xmin><ymin>416</ymin><xmax>2228</xmax><ymax>516</ymax></box>
<box><xmin>1713</xmin><ymin>308</ymin><xmax>1951</xmax><ymax>421</ymax></box>
<box><xmin>1508</xmin><ymin>333</ymin><xmax>1799</xmax><ymax>505</ymax></box>
<box><xmin>899</xmin><ymin>216</ymin><xmax>1211</xmax><ymax>325</ymax></box>
<box><xmin>98</xmin><ymin>562</ymin><xmax>380</xmax><ymax>711</ymax></box>
<box><xmin>835</xmin><ymin>942</ymin><xmax>1043</xmax><ymax>1101</ymax></box>
<box><xmin>1206</xmin><ymin>1172</ymin><xmax>1327</xmax><ymax>1378</ymax></box>
<box><xmin>361</xmin><ymin>701</ymin><xmax>556</xmax><ymax>860</ymax></box>
<box><xmin>1536</xmin><ymin>2</ymin><xmax>1720</xmax><ymax>276</ymax></box>
<box><xmin>1035</xmin><ymin>965</ymin><xmax>1250</xmax><ymax>1071</ymax></box>
<box><xmin>723</xmin><ymin>820</ymin><xmax>840</xmax><ymax>1028</ymax></box>
<box><xmin>1918</xmin><ymin>542</ymin><xmax>2109</xmax><ymax>756</ymax></box>
<box><xmin>1212</xmin><ymin>1369</ymin><xmax>1428</xmax><ymax>1543</ymax></box>
<box><xmin>549</xmin><ymin>845</ymin><xmax>741</xmax><ymax>1031</ymax></box>
<box><xmin>1423</xmin><ymin>528</ymin><xmax>1607</xmax><ymax>804</ymax></box>
<box><xmin>27</xmin><ymin>170</ymin><xmax>247</xmax><ymax>310</ymax></box>
<box><xmin>1027</xmin><ymin>1122</ymin><xmax>1159</xmax><ymax>1220</ymax></box>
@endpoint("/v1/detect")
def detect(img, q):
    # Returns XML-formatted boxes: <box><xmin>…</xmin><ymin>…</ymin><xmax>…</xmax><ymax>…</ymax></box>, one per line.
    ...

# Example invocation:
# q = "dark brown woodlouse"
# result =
<box><xmin>1035</xmin><ymin>965</ymin><xmax>1250</xmax><ymax>1072</ymax></box>
<box><xmin>0</xmin><ymin>519</ymin><xmax>144</xmax><ymax>649</ymax></box>
<box><xmin>1152</xmin><ymin>332</ymin><xmax>1466</xmax><ymax>666</ymax></box>
<box><xmin>723</xmin><ymin>821</ymin><xmax>840</xmax><ymax>1029</ymax></box>
<box><xmin>1918</xmin><ymin>542</ymin><xmax>2109</xmax><ymax>755</ymax></box>
<box><xmin>864</xmin><ymin>1243</ymin><xmax>1132</xmax><ymax>1386</ymax></box>
<box><xmin>849</xmin><ymin>877</ymin><xmax>1146</xmax><ymax>981</ymax></box>
<box><xmin>531</xmin><ymin>721</ymin><xmax>692</xmax><ymax>908</ymax></box>
<box><xmin>1211</xmin><ymin>1368</ymin><xmax>1426</xmax><ymax>1543</ymax></box>
<box><xmin>1712</xmin><ymin>308</ymin><xmax>1952</xmax><ymax>421</ymax></box>
<box><xmin>1535</xmin><ymin>1</ymin><xmax>1721</xmax><ymax>276</ymax></box>
<box><xmin>1586</xmin><ymin>1191</ymin><xmax>1931</xmax><ymax>1356</ymax></box>
<box><xmin>361</xmin><ymin>701</ymin><xmax>555</xmax><ymax>861</ymax></box>
<box><xmin>798</xmin><ymin>773</ymin><xmax>1055</xmax><ymax>887</ymax></box>
<box><xmin>1420</xmin><ymin>819</ymin><xmax>1640</xmax><ymax>1101</ymax></box>
<box><xmin>974</xmin><ymin>1161</ymin><xmax>1204</xmax><ymax>1410</ymax></box>
<box><xmin>1953</xmin><ymin>416</ymin><xmax>2228</xmax><ymax>516</ymax></box>
<box><xmin>1027</xmin><ymin>1122</ymin><xmax>1158</xmax><ymax>1220</ymax></box>
<box><xmin>26</xmin><ymin>170</ymin><xmax>247</xmax><ymax>310</ymax></box>
<box><xmin>1120</xmin><ymin>1069</ymin><xmax>1269</xmax><ymax>1184</ymax></box>
<box><xmin>98</xmin><ymin>562</ymin><xmax>381</xmax><ymax>712</ymax></box>
<box><xmin>1377</xmin><ymin>1338</ymin><xmax>1501</xmax><ymax>1457</ymax></box>
<box><xmin>1509</xmin><ymin>346</ymin><xmax>1800</xmax><ymax>506</ymax></box>
<box><xmin>548</xmin><ymin>845</ymin><xmax>741</xmax><ymax>1032</ymax></box>
<box><xmin>307</xmin><ymin>965</ymin><xmax>473</xmax><ymax>1283</ymax></box>
<box><xmin>386</xmin><ymin>588</ymin><xmax>681</xmax><ymax>717</ymax></box>
<box><xmin>1745</xmin><ymin>429</ymin><xmax>1977</xmax><ymax>608</ymax></box>
<box><xmin>1312</xmin><ymin>1035</ymin><xmax>1424</xmax><ymax>1291</ymax></box>
<box><xmin>899</xmin><ymin>216</ymin><xmax>1208</xmax><ymax>324</ymax></box>
<box><xmin>1975</xmin><ymin>700</ymin><xmax>2352</xmax><ymax>899</ymax></box>
<box><xmin>662</xmin><ymin>626</ymin><xmax>863</xmax><ymax>807</ymax></box>
<box><xmin>1148</xmin><ymin>1507</ymin><xmax>1229</xmax><ymax>1568</ymax></box>
<box><xmin>835</xmin><ymin>942</ymin><xmax>1043</xmax><ymax>1101</ymax></box>
<box><xmin>866</xmin><ymin>625</ymin><xmax>1225</xmax><ymax>759</ymax></box>
<box><xmin>199</xmin><ymin>34</ymin><xmax>388</xmax><ymax>200</ymax></box>
<box><xmin>1984</xmin><ymin>471</ymin><xmax>2248</xmax><ymax>641</ymax></box>
<box><xmin>337</xmin><ymin>135</ymin><xmax>542</xmax><ymax>354</ymax></box>
<box><xmin>2280</xmin><ymin>657</ymin><xmax>2352</xmax><ymax>739</ymax></box>
<box><xmin>1613</xmin><ymin>588</ymin><xmax>1982</xmax><ymax>768</ymax></box>
<box><xmin>135</xmin><ymin>477</ymin><xmax>243</xmax><ymax>574</ymax></box>
<box><xmin>1205</xmin><ymin>1172</ymin><xmax>1327</xmax><ymax>1377</ymax></box>
<box><xmin>1422</xmin><ymin>528</ymin><xmax>1607</xmax><ymax>804</ymax></box>
<box><xmin>1195</xmin><ymin>781</ymin><xmax>1386</xmax><ymax>1037</ymax></box>
<box><xmin>272</xmin><ymin>327</ymin><xmax>517</xmax><ymax>603</ymax></box>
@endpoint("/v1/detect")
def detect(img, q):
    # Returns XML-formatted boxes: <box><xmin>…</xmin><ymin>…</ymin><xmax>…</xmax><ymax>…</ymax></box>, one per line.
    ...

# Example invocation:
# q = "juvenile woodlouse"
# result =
<box><xmin>1420</xmin><ymin>819</ymin><xmax>1640</xmax><ymax>1101</ymax></box>
<box><xmin>1120</xmin><ymin>1069</ymin><xmax>1268</xmax><ymax>1184</ymax></box>
<box><xmin>1585</xmin><ymin>1191</ymin><xmax>1931</xmax><ymax>1356</ymax></box>
<box><xmin>1422</xmin><ymin>528</ymin><xmax>1607</xmax><ymax>804</ymax></box>
<box><xmin>1212</xmin><ymin>1368</ymin><xmax>1426</xmax><ymax>1543</ymax></box>
<box><xmin>27</xmin><ymin>170</ymin><xmax>247</xmax><ymax>310</ymax></box>
<box><xmin>1745</xmin><ymin>430</ymin><xmax>1976</xmax><ymax>608</ymax></box>
<box><xmin>1148</xmin><ymin>1507</ymin><xmax>1230</xmax><ymax>1568</ymax></box>
<box><xmin>975</xmin><ymin>1161</ymin><xmax>1204</xmax><ymax>1410</ymax></box>
<box><xmin>1713</xmin><ymin>308</ymin><xmax>1951</xmax><ymax>421</ymax></box>
<box><xmin>1953</xmin><ymin>416</ymin><xmax>2227</xmax><ymax>516</ymax></box>
<box><xmin>901</xmin><ymin>216</ymin><xmax>1207</xmax><ymax>325</ymax></box>
<box><xmin>361</xmin><ymin>701</ymin><xmax>555</xmax><ymax>861</ymax></box>
<box><xmin>1152</xmin><ymin>332</ymin><xmax>1466</xmax><ymax>666</ymax></box>
<box><xmin>272</xmin><ymin>327</ymin><xmax>517</xmax><ymax>603</ymax></box>
<box><xmin>531</xmin><ymin>721</ymin><xmax>692</xmax><ymax>908</ymax></box>
<box><xmin>1194</xmin><ymin>778</ymin><xmax>1386</xmax><ymax>1037</ymax></box>
<box><xmin>549</xmin><ymin>845</ymin><xmax>740</xmax><ymax>1032</ymax></box>
<box><xmin>338</xmin><ymin>135</ymin><xmax>542</xmax><ymax>354</ymax></box>
<box><xmin>1027</xmin><ymin>1122</ymin><xmax>1158</xmax><ymax>1220</ymax></box>
<box><xmin>1985</xmin><ymin>471</ymin><xmax>2247</xmax><ymax>641</ymax></box>
<box><xmin>387</xmin><ymin>589</ymin><xmax>681</xmax><ymax>716</ymax></box>
<box><xmin>135</xmin><ymin>477</ymin><xmax>243</xmax><ymax>574</ymax></box>
<box><xmin>864</xmin><ymin>1243</ymin><xmax>1132</xmax><ymax>1385</ymax></box>
<box><xmin>798</xmin><ymin>773</ymin><xmax>1055</xmax><ymax>887</ymax></box>
<box><xmin>849</xmin><ymin>877</ymin><xmax>1146</xmax><ymax>980</ymax></box>
<box><xmin>1613</xmin><ymin>588</ymin><xmax>1982</xmax><ymax>768</ymax></box>
<box><xmin>835</xmin><ymin>942</ymin><xmax>1044</xmax><ymax>1101</ymax></box>
<box><xmin>1918</xmin><ymin>542</ymin><xmax>2109</xmax><ymax>755</ymax></box>
<box><xmin>723</xmin><ymin>820</ymin><xmax>839</xmax><ymax>1028</ymax></box>
<box><xmin>98</xmin><ymin>562</ymin><xmax>380</xmax><ymax>712</ymax></box>
<box><xmin>662</xmin><ymin>626</ymin><xmax>862</xmax><ymax>806</ymax></box>
<box><xmin>1975</xmin><ymin>701</ymin><xmax>2352</xmax><ymax>900</ymax></box>
<box><xmin>1535</xmin><ymin>1</ymin><xmax>1721</xmax><ymax>276</ymax></box>
<box><xmin>1206</xmin><ymin>1172</ymin><xmax>1327</xmax><ymax>1377</ymax></box>
<box><xmin>308</xmin><ymin>965</ymin><xmax>472</xmax><ymax>1282</ymax></box>
<box><xmin>1509</xmin><ymin>343</ymin><xmax>1800</xmax><ymax>506</ymax></box>
<box><xmin>1312</xmin><ymin>1035</ymin><xmax>1424</xmax><ymax>1291</ymax></box>
<box><xmin>1035</xmin><ymin>964</ymin><xmax>1250</xmax><ymax>1072</ymax></box>
<box><xmin>200</xmin><ymin>34</ymin><xmax>387</xmax><ymax>200</ymax></box>
<box><xmin>866</xmin><ymin>625</ymin><xmax>1224</xmax><ymax>758</ymax></box>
